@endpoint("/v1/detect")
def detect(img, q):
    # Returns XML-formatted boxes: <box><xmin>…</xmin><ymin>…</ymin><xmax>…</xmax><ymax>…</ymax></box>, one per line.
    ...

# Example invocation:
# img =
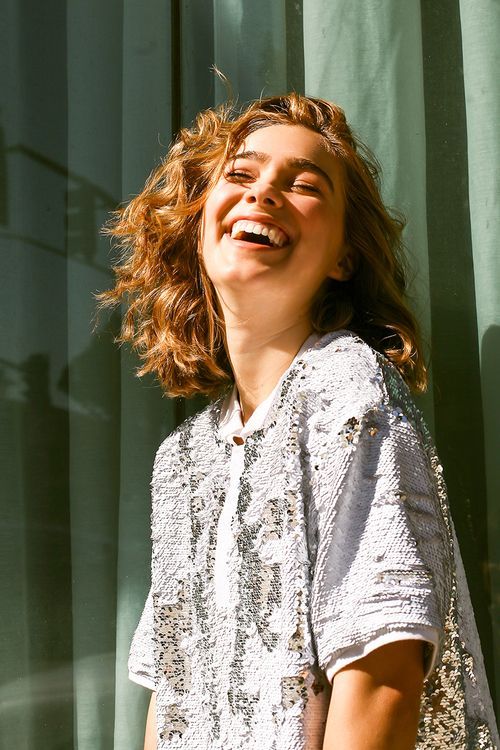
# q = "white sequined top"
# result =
<box><xmin>129</xmin><ymin>330</ymin><xmax>499</xmax><ymax>749</ymax></box>
<box><xmin>214</xmin><ymin>333</ymin><xmax>439</xmax><ymax>685</ymax></box>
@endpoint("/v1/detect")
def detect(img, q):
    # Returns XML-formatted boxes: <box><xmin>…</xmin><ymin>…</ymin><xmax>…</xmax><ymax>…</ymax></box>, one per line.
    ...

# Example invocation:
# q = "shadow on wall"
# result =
<box><xmin>481</xmin><ymin>324</ymin><xmax>500</xmax><ymax>696</ymax></box>
<box><xmin>0</xmin><ymin>299</ymin><xmax>204</xmax><ymax>747</ymax></box>
<box><xmin>1</xmin><ymin>352</ymin><xmax>74</xmax><ymax>748</ymax></box>
<box><xmin>0</xmin><ymin>313</ymin><xmax>123</xmax><ymax>748</ymax></box>
<box><xmin>0</xmin><ymin>652</ymin><xmax>116</xmax><ymax>750</ymax></box>
<box><xmin>420</xmin><ymin>0</ymin><xmax>497</xmax><ymax>703</ymax></box>
<box><xmin>1</xmin><ymin>140</ymin><xmax>115</xmax><ymax>269</ymax></box>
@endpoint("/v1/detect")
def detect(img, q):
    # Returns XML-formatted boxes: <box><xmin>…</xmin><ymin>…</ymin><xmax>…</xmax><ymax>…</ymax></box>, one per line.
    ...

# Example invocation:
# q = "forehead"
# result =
<box><xmin>232</xmin><ymin>123</ymin><xmax>337</xmax><ymax>171</ymax></box>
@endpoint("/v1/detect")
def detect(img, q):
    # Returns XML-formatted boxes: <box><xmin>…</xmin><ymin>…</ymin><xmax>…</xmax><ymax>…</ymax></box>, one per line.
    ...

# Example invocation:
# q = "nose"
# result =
<box><xmin>244</xmin><ymin>178</ymin><xmax>283</xmax><ymax>207</ymax></box>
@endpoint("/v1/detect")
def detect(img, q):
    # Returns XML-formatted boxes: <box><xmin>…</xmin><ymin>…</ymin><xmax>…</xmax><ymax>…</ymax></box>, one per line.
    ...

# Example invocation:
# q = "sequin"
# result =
<box><xmin>129</xmin><ymin>330</ymin><xmax>499</xmax><ymax>749</ymax></box>
<box><xmin>159</xmin><ymin>705</ymin><xmax>188</xmax><ymax>742</ymax></box>
<box><xmin>339</xmin><ymin>415</ymin><xmax>361</xmax><ymax>447</ymax></box>
<box><xmin>155</xmin><ymin>586</ymin><xmax>192</xmax><ymax>695</ymax></box>
<box><xmin>282</xmin><ymin>674</ymin><xmax>308</xmax><ymax>709</ymax></box>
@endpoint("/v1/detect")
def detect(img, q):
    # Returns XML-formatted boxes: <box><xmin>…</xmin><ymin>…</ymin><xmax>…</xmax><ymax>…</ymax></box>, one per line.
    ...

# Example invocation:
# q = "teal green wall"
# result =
<box><xmin>0</xmin><ymin>1</ymin><xmax>498</xmax><ymax>746</ymax></box>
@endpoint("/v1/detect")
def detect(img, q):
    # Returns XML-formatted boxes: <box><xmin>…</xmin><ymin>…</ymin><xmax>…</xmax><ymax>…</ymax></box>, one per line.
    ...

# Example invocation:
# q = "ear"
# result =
<box><xmin>327</xmin><ymin>245</ymin><xmax>356</xmax><ymax>282</ymax></box>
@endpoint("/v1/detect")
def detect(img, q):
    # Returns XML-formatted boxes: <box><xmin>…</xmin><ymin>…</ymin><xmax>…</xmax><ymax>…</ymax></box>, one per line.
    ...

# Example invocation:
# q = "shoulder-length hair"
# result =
<box><xmin>98</xmin><ymin>93</ymin><xmax>427</xmax><ymax>397</ymax></box>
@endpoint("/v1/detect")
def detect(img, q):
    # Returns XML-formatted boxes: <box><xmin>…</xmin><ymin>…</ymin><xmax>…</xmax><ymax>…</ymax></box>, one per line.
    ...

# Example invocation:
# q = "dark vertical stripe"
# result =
<box><xmin>0</xmin><ymin>124</ymin><xmax>6</xmax><ymax>225</ymax></box>
<box><xmin>420</xmin><ymin>0</ymin><xmax>495</xmax><ymax>699</ymax></box>
<box><xmin>170</xmin><ymin>0</ymin><xmax>186</xmax><ymax>427</ymax></box>
<box><xmin>179</xmin><ymin>1</ymin><xmax>215</xmax><ymax>124</ymax></box>
<box><xmin>285</xmin><ymin>0</ymin><xmax>305</xmax><ymax>94</ymax></box>
<box><xmin>171</xmin><ymin>0</ymin><xmax>182</xmax><ymax>135</ymax></box>
<box><xmin>16</xmin><ymin>1</ymin><xmax>74</xmax><ymax>746</ymax></box>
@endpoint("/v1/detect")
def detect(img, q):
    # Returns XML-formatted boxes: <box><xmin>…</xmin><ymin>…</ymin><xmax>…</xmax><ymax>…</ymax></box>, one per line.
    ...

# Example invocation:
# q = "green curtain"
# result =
<box><xmin>1</xmin><ymin>1</ymin><xmax>498</xmax><ymax>747</ymax></box>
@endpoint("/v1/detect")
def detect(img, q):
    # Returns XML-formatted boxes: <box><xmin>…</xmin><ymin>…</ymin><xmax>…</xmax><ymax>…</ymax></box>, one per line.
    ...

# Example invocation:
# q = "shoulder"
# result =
<box><xmin>302</xmin><ymin>330</ymin><xmax>430</xmax><ymax>451</ymax></box>
<box><xmin>303</xmin><ymin>330</ymin><xmax>399</xmax><ymax>412</ymax></box>
<box><xmin>301</xmin><ymin>330</ymin><xmax>427</xmax><ymax>438</ymax></box>
<box><xmin>152</xmin><ymin>395</ymin><xmax>226</xmax><ymax>476</ymax></box>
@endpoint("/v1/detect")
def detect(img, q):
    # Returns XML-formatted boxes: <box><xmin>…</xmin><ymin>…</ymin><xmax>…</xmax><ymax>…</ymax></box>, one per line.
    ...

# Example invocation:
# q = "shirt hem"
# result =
<box><xmin>324</xmin><ymin>626</ymin><xmax>440</xmax><ymax>683</ymax></box>
<box><xmin>129</xmin><ymin>670</ymin><xmax>156</xmax><ymax>691</ymax></box>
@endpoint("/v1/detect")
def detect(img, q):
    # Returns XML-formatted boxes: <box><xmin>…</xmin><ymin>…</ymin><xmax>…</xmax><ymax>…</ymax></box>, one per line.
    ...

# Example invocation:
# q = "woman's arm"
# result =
<box><xmin>322</xmin><ymin>640</ymin><xmax>424</xmax><ymax>750</ymax></box>
<box><xmin>143</xmin><ymin>692</ymin><xmax>157</xmax><ymax>750</ymax></box>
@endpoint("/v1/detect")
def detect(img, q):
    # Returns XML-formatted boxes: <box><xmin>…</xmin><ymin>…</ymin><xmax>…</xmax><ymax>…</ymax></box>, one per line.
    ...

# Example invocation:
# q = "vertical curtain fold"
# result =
<box><xmin>421</xmin><ymin>0</ymin><xmax>494</xmax><ymax>681</ymax></box>
<box><xmin>66</xmin><ymin>2</ymin><xmax>124</xmax><ymax>746</ymax></box>
<box><xmin>303</xmin><ymin>0</ymin><xmax>434</xmax><ymax>422</ymax></box>
<box><xmin>0</xmin><ymin>2</ymin><xmax>498</xmax><ymax>747</ymax></box>
<box><xmin>115</xmin><ymin>5</ymin><xmax>175</xmax><ymax>747</ymax></box>
<box><xmin>459</xmin><ymin>0</ymin><xmax>500</xmax><ymax>702</ymax></box>
<box><xmin>1</xmin><ymin>1</ymin><xmax>73</xmax><ymax>748</ymax></box>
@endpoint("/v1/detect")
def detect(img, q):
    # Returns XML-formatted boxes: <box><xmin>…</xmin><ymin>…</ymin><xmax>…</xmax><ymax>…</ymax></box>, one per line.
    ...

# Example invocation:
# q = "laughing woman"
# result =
<box><xmin>99</xmin><ymin>94</ymin><xmax>499</xmax><ymax>749</ymax></box>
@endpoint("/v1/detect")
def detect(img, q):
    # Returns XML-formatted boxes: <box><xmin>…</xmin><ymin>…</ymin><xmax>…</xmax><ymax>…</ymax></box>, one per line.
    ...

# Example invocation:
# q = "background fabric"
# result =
<box><xmin>0</xmin><ymin>1</ymin><xmax>498</xmax><ymax>747</ymax></box>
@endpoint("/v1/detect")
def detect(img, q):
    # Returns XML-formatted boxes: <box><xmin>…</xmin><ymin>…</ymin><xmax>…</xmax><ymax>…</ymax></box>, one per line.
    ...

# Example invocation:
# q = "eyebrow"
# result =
<box><xmin>230</xmin><ymin>150</ymin><xmax>335</xmax><ymax>192</ymax></box>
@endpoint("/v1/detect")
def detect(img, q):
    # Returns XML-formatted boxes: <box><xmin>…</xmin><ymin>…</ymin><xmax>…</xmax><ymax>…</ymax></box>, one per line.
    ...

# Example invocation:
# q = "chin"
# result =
<box><xmin>212</xmin><ymin>265</ymin><xmax>281</xmax><ymax>293</ymax></box>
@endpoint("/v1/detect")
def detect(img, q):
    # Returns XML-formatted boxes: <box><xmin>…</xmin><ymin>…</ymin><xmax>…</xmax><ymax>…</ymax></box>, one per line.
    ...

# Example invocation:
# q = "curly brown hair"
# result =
<box><xmin>97</xmin><ymin>93</ymin><xmax>427</xmax><ymax>397</ymax></box>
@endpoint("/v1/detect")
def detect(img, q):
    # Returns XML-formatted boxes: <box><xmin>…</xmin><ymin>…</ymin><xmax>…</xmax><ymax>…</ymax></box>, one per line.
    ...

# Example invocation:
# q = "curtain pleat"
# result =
<box><xmin>66</xmin><ymin>2</ymin><xmax>123</xmax><ymax>746</ymax></box>
<box><xmin>421</xmin><ymin>0</ymin><xmax>495</xmax><ymax>677</ymax></box>
<box><xmin>459</xmin><ymin>0</ymin><xmax>500</xmax><ymax>706</ymax></box>
<box><xmin>303</xmin><ymin>0</ymin><xmax>434</xmax><ymax>419</ymax></box>
<box><xmin>113</xmin><ymin>4</ymin><xmax>175</xmax><ymax>749</ymax></box>
<box><xmin>0</xmin><ymin>2</ymin><xmax>498</xmax><ymax>747</ymax></box>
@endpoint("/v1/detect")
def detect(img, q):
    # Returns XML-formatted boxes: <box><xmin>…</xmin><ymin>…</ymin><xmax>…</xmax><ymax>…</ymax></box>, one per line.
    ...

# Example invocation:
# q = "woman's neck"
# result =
<box><xmin>224</xmin><ymin>318</ymin><xmax>314</xmax><ymax>423</ymax></box>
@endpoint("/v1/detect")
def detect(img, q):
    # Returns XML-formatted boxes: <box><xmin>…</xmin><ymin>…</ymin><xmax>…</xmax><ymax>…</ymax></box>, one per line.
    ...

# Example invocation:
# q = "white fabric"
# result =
<box><xmin>215</xmin><ymin>332</ymin><xmax>438</xmax><ymax>683</ymax></box>
<box><xmin>129</xmin><ymin>589</ymin><xmax>156</xmax><ymax>690</ymax></box>
<box><xmin>127</xmin><ymin>330</ymin><xmax>499</xmax><ymax>748</ymax></box>
<box><xmin>325</xmin><ymin>627</ymin><xmax>439</xmax><ymax>682</ymax></box>
<box><xmin>130</xmin><ymin>671</ymin><xmax>155</xmax><ymax>690</ymax></box>
<box><xmin>214</xmin><ymin>333</ymin><xmax>319</xmax><ymax>609</ymax></box>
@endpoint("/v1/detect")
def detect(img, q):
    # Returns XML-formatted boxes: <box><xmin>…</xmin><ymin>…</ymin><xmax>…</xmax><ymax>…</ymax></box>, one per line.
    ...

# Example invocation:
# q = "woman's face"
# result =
<box><xmin>200</xmin><ymin>123</ymin><xmax>352</xmax><ymax>314</ymax></box>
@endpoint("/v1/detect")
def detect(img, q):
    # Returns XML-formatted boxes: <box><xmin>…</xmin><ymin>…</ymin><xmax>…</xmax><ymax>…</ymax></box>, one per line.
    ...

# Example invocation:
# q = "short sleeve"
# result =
<box><xmin>324</xmin><ymin>626</ymin><xmax>440</xmax><ymax>683</ymax></box>
<box><xmin>310</xmin><ymin>405</ymin><xmax>451</xmax><ymax>675</ymax></box>
<box><xmin>128</xmin><ymin>587</ymin><xmax>156</xmax><ymax>690</ymax></box>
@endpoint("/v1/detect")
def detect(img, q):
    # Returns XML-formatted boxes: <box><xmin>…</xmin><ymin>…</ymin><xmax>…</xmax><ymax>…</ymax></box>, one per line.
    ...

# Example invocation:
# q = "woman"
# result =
<box><xmin>100</xmin><ymin>93</ymin><xmax>499</xmax><ymax>749</ymax></box>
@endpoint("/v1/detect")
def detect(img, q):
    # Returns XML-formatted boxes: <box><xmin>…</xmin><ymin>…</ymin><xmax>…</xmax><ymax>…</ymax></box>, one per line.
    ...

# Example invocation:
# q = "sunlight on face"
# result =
<box><xmin>201</xmin><ymin>123</ymin><xmax>351</xmax><ymax>316</ymax></box>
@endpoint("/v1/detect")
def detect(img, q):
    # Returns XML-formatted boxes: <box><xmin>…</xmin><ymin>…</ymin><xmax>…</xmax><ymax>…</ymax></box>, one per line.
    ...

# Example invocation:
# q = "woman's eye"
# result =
<box><xmin>225</xmin><ymin>170</ymin><xmax>252</xmax><ymax>180</ymax></box>
<box><xmin>292</xmin><ymin>182</ymin><xmax>320</xmax><ymax>193</ymax></box>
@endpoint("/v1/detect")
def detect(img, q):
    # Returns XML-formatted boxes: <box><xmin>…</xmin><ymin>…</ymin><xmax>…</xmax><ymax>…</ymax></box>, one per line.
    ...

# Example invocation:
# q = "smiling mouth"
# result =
<box><xmin>231</xmin><ymin>231</ymin><xmax>274</xmax><ymax>247</ymax></box>
<box><xmin>229</xmin><ymin>220</ymin><xmax>289</xmax><ymax>248</ymax></box>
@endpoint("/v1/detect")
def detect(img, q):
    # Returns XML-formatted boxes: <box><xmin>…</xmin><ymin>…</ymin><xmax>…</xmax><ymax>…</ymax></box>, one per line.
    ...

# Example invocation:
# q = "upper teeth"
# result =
<box><xmin>230</xmin><ymin>220</ymin><xmax>288</xmax><ymax>247</ymax></box>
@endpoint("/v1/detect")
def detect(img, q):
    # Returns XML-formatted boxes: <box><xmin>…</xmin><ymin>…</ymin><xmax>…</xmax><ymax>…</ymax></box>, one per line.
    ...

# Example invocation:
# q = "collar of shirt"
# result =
<box><xmin>218</xmin><ymin>332</ymin><xmax>321</xmax><ymax>444</ymax></box>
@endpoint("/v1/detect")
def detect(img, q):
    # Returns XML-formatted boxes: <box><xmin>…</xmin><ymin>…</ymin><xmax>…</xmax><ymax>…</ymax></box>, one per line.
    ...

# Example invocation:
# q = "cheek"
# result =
<box><xmin>199</xmin><ymin>204</ymin><xmax>222</xmax><ymax>276</ymax></box>
<box><xmin>199</xmin><ymin>221</ymin><xmax>213</xmax><ymax>274</ymax></box>
<box><xmin>201</xmin><ymin>195</ymin><xmax>217</xmax><ymax>234</ymax></box>
<box><xmin>199</xmin><ymin>196</ymin><xmax>222</xmax><ymax>259</ymax></box>
<box><xmin>203</xmin><ymin>182</ymin><xmax>236</xmax><ymax>228</ymax></box>
<box><xmin>303</xmin><ymin>207</ymin><xmax>343</xmax><ymax>245</ymax></box>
